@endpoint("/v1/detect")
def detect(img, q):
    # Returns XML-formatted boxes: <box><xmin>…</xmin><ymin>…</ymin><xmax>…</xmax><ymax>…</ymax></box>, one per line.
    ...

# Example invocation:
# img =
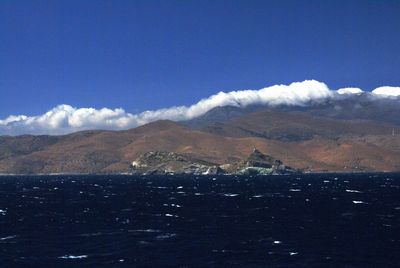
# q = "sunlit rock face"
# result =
<box><xmin>221</xmin><ymin>149</ymin><xmax>298</xmax><ymax>175</ymax></box>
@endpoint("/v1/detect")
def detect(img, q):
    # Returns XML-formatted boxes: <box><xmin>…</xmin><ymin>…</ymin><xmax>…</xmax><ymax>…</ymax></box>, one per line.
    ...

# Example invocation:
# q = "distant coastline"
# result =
<box><xmin>0</xmin><ymin>171</ymin><xmax>398</xmax><ymax>177</ymax></box>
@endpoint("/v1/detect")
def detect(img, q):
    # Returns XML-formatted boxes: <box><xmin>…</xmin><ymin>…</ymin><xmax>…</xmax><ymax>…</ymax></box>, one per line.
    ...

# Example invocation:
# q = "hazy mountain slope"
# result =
<box><xmin>200</xmin><ymin>109</ymin><xmax>399</xmax><ymax>141</ymax></box>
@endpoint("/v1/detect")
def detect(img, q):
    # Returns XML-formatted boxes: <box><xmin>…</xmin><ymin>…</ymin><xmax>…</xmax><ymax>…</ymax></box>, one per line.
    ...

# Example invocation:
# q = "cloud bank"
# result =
<box><xmin>372</xmin><ymin>86</ymin><xmax>400</xmax><ymax>97</ymax></box>
<box><xmin>1</xmin><ymin>80</ymin><xmax>399</xmax><ymax>135</ymax></box>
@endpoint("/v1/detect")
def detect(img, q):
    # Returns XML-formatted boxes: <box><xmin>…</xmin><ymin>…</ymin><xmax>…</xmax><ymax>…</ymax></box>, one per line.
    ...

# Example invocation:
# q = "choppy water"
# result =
<box><xmin>1</xmin><ymin>173</ymin><xmax>400</xmax><ymax>267</ymax></box>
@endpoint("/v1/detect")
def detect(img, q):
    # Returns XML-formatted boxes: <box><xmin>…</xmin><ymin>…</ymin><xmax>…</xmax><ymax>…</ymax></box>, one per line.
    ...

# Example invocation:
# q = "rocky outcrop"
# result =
<box><xmin>130</xmin><ymin>151</ymin><xmax>223</xmax><ymax>175</ymax></box>
<box><xmin>220</xmin><ymin>148</ymin><xmax>298</xmax><ymax>175</ymax></box>
<box><xmin>130</xmin><ymin>149</ymin><xmax>298</xmax><ymax>175</ymax></box>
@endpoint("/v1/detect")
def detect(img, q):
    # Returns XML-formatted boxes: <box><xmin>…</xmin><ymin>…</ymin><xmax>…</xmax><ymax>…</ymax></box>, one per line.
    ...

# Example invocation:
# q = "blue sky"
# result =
<box><xmin>1</xmin><ymin>0</ymin><xmax>400</xmax><ymax>119</ymax></box>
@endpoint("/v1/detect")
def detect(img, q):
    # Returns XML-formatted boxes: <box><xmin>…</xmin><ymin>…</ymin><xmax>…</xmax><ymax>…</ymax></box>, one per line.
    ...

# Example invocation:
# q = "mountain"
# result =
<box><xmin>1</xmin><ymin>98</ymin><xmax>400</xmax><ymax>174</ymax></box>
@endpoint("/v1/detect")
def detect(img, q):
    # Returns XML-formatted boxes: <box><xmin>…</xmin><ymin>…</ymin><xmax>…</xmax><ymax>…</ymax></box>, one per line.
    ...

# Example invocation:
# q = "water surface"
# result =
<box><xmin>1</xmin><ymin>173</ymin><xmax>399</xmax><ymax>267</ymax></box>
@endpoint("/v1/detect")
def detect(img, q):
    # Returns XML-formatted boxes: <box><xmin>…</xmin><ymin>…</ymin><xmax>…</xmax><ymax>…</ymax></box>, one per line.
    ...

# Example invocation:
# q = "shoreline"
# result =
<box><xmin>0</xmin><ymin>171</ymin><xmax>398</xmax><ymax>176</ymax></box>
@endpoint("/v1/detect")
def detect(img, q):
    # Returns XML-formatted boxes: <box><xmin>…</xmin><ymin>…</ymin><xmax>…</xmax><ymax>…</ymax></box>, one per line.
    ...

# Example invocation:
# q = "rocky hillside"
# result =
<box><xmin>221</xmin><ymin>148</ymin><xmax>298</xmax><ymax>175</ymax></box>
<box><xmin>130</xmin><ymin>151</ymin><xmax>221</xmax><ymax>175</ymax></box>
<box><xmin>129</xmin><ymin>149</ymin><xmax>297</xmax><ymax>175</ymax></box>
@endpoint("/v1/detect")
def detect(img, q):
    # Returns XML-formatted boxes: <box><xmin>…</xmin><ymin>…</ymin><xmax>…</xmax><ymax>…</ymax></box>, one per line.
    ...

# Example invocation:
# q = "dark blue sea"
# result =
<box><xmin>0</xmin><ymin>173</ymin><xmax>399</xmax><ymax>267</ymax></box>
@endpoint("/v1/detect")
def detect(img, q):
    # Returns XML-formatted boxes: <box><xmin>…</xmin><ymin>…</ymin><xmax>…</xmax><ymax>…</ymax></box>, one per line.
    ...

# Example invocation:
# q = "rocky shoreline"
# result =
<box><xmin>130</xmin><ymin>148</ymin><xmax>299</xmax><ymax>175</ymax></box>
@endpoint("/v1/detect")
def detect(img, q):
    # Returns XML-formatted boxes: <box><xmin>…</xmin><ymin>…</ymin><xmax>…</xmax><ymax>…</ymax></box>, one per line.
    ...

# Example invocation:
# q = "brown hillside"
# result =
<box><xmin>0</xmin><ymin>119</ymin><xmax>399</xmax><ymax>174</ymax></box>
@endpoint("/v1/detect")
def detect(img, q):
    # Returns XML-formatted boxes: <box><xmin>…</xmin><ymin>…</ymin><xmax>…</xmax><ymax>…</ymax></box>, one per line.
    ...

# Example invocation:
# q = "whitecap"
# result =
<box><xmin>59</xmin><ymin>255</ymin><xmax>88</xmax><ymax>259</ymax></box>
<box><xmin>156</xmin><ymin>233</ymin><xmax>177</xmax><ymax>240</ymax></box>
<box><xmin>289</xmin><ymin>189</ymin><xmax>301</xmax><ymax>192</ymax></box>
<box><xmin>346</xmin><ymin>189</ymin><xmax>363</xmax><ymax>193</ymax></box>
<box><xmin>223</xmin><ymin>193</ymin><xmax>239</xmax><ymax>197</ymax></box>
<box><xmin>165</xmin><ymin>214</ymin><xmax>179</xmax><ymax>217</ymax></box>
<box><xmin>129</xmin><ymin>229</ymin><xmax>161</xmax><ymax>233</ymax></box>
<box><xmin>121</xmin><ymin>219</ymin><xmax>130</xmax><ymax>224</ymax></box>
<box><xmin>0</xmin><ymin>235</ymin><xmax>17</xmax><ymax>241</ymax></box>
<box><xmin>78</xmin><ymin>232</ymin><xmax>103</xmax><ymax>237</ymax></box>
<box><xmin>352</xmin><ymin>201</ymin><xmax>368</xmax><ymax>204</ymax></box>
<box><xmin>212</xmin><ymin>249</ymin><xmax>232</xmax><ymax>253</ymax></box>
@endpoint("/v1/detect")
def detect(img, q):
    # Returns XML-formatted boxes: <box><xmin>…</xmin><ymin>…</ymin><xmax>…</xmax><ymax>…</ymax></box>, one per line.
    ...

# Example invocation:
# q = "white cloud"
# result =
<box><xmin>0</xmin><ymin>80</ymin><xmax>399</xmax><ymax>135</ymax></box>
<box><xmin>0</xmin><ymin>105</ymin><xmax>138</xmax><ymax>135</ymax></box>
<box><xmin>337</xmin><ymin>87</ymin><xmax>364</xmax><ymax>95</ymax></box>
<box><xmin>372</xmin><ymin>86</ymin><xmax>400</xmax><ymax>97</ymax></box>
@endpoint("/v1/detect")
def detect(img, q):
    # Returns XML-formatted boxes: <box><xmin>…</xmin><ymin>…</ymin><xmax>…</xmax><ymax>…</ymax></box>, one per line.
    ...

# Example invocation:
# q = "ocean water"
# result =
<box><xmin>0</xmin><ymin>173</ymin><xmax>399</xmax><ymax>267</ymax></box>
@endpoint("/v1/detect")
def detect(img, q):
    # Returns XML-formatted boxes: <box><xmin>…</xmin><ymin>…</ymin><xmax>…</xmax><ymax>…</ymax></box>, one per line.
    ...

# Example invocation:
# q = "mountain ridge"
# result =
<box><xmin>1</xmin><ymin>101</ymin><xmax>400</xmax><ymax>174</ymax></box>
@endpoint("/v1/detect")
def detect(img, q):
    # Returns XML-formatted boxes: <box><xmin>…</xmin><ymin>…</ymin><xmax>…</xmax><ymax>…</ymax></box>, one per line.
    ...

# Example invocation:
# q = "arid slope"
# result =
<box><xmin>0</xmin><ymin>110</ymin><xmax>399</xmax><ymax>174</ymax></box>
